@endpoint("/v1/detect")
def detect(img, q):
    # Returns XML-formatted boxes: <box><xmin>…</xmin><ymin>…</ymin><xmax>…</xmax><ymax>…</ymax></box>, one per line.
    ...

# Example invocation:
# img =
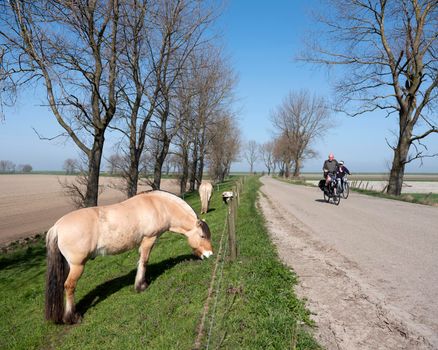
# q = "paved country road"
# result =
<box><xmin>259</xmin><ymin>176</ymin><xmax>438</xmax><ymax>350</ymax></box>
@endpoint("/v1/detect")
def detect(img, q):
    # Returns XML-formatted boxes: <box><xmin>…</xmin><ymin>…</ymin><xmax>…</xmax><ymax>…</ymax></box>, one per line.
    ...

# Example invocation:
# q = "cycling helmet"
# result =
<box><xmin>339</xmin><ymin>160</ymin><xmax>344</xmax><ymax>165</ymax></box>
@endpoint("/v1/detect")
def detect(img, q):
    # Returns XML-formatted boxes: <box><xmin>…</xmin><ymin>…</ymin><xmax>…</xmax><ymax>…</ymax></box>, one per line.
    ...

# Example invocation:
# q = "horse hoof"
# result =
<box><xmin>63</xmin><ymin>312</ymin><xmax>82</xmax><ymax>324</ymax></box>
<box><xmin>135</xmin><ymin>282</ymin><xmax>148</xmax><ymax>292</ymax></box>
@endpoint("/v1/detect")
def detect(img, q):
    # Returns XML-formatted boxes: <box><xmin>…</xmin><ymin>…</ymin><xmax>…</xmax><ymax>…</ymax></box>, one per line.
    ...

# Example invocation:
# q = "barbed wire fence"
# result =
<box><xmin>193</xmin><ymin>177</ymin><xmax>244</xmax><ymax>350</ymax></box>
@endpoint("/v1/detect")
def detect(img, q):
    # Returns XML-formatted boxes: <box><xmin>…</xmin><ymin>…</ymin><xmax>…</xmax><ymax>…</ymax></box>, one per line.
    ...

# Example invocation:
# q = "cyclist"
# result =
<box><xmin>337</xmin><ymin>161</ymin><xmax>351</xmax><ymax>192</ymax></box>
<box><xmin>323</xmin><ymin>153</ymin><xmax>339</xmax><ymax>190</ymax></box>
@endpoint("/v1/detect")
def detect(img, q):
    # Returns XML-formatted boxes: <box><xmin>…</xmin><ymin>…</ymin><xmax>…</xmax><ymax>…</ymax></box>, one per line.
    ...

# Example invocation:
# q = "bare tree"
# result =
<box><xmin>260</xmin><ymin>141</ymin><xmax>274</xmax><ymax>175</ymax></box>
<box><xmin>174</xmin><ymin>45</ymin><xmax>237</xmax><ymax>192</ymax></box>
<box><xmin>174</xmin><ymin>102</ymin><xmax>196</xmax><ymax>194</ymax></box>
<box><xmin>272</xmin><ymin>133</ymin><xmax>293</xmax><ymax>178</ymax></box>
<box><xmin>208</xmin><ymin>114</ymin><xmax>240</xmax><ymax>183</ymax></box>
<box><xmin>0</xmin><ymin>47</ymin><xmax>17</xmax><ymax>121</ymax></box>
<box><xmin>107</xmin><ymin>154</ymin><xmax>124</xmax><ymax>175</ymax></box>
<box><xmin>58</xmin><ymin>171</ymin><xmax>105</xmax><ymax>209</ymax></box>
<box><xmin>59</xmin><ymin>156</ymin><xmax>106</xmax><ymax>208</ymax></box>
<box><xmin>18</xmin><ymin>164</ymin><xmax>32</xmax><ymax>173</ymax></box>
<box><xmin>111</xmin><ymin>0</ymin><xmax>216</xmax><ymax>195</ymax></box>
<box><xmin>244</xmin><ymin>140</ymin><xmax>259</xmax><ymax>174</ymax></box>
<box><xmin>271</xmin><ymin>90</ymin><xmax>331</xmax><ymax>177</ymax></box>
<box><xmin>300</xmin><ymin>0</ymin><xmax>438</xmax><ymax>195</ymax></box>
<box><xmin>163</xmin><ymin>153</ymin><xmax>178</xmax><ymax>175</ymax></box>
<box><xmin>191</xmin><ymin>47</ymin><xmax>236</xmax><ymax>189</ymax></box>
<box><xmin>0</xmin><ymin>160</ymin><xmax>16</xmax><ymax>173</ymax></box>
<box><xmin>112</xmin><ymin>0</ymin><xmax>164</xmax><ymax>198</ymax></box>
<box><xmin>63</xmin><ymin>158</ymin><xmax>79</xmax><ymax>175</ymax></box>
<box><xmin>1</xmin><ymin>0</ymin><xmax>121</xmax><ymax>206</ymax></box>
<box><xmin>149</xmin><ymin>0</ymin><xmax>216</xmax><ymax>190</ymax></box>
<box><xmin>174</xmin><ymin>128</ymin><xmax>193</xmax><ymax>194</ymax></box>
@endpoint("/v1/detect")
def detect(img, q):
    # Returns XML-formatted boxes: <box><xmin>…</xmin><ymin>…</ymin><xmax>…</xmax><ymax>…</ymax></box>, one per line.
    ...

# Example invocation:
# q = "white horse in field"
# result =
<box><xmin>45</xmin><ymin>190</ymin><xmax>213</xmax><ymax>324</ymax></box>
<box><xmin>199</xmin><ymin>181</ymin><xmax>213</xmax><ymax>214</ymax></box>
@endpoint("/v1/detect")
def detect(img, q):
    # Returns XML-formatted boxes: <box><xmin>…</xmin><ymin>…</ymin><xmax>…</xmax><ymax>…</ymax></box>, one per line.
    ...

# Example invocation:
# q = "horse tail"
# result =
<box><xmin>45</xmin><ymin>226</ymin><xmax>69</xmax><ymax>323</ymax></box>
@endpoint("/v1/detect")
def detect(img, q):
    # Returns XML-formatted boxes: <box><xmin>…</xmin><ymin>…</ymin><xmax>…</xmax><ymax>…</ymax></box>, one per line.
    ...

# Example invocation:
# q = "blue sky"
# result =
<box><xmin>219</xmin><ymin>0</ymin><xmax>437</xmax><ymax>173</ymax></box>
<box><xmin>0</xmin><ymin>0</ymin><xmax>437</xmax><ymax>173</ymax></box>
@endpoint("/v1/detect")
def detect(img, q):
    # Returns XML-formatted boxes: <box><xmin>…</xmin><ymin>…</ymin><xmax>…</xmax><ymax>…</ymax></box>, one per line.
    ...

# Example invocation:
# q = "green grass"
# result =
<box><xmin>0</xmin><ymin>177</ymin><xmax>319</xmax><ymax>350</ymax></box>
<box><xmin>351</xmin><ymin>188</ymin><xmax>438</xmax><ymax>206</ymax></box>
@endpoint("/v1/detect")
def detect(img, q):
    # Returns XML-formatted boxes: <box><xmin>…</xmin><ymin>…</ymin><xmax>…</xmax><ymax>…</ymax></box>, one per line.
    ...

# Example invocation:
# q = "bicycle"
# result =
<box><xmin>319</xmin><ymin>175</ymin><xmax>341</xmax><ymax>205</ymax></box>
<box><xmin>340</xmin><ymin>174</ymin><xmax>350</xmax><ymax>199</ymax></box>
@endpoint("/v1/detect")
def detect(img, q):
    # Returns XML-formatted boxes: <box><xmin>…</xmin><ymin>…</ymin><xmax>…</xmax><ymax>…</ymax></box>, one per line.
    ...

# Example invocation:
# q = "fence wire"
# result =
<box><xmin>193</xmin><ymin>214</ymin><xmax>229</xmax><ymax>350</ymax></box>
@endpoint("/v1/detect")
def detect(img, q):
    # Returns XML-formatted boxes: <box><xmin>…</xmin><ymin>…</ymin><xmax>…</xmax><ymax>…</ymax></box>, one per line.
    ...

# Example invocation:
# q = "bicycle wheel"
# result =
<box><xmin>342</xmin><ymin>182</ymin><xmax>350</xmax><ymax>199</ymax></box>
<box><xmin>333</xmin><ymin>194</ymin><xmax>341</xmax><ymax>205</ymax></box>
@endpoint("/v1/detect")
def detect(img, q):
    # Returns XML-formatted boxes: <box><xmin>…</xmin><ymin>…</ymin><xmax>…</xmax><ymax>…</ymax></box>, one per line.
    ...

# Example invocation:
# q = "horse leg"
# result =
<box><xmin>135</xmin><ymin>236</ymin><xmax>157</xmax><ymax>292</ymax></box>
<box><xmin>63</xmin><ymin>263</ymin><xmax>84</xmax><ymax>324</ymax></box>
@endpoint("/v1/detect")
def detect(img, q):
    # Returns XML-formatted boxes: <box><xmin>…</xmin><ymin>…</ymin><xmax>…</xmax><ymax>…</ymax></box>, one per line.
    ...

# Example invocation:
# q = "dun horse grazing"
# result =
<box><xmin>199</xmin><ymin>181</ymin><xmax>213</xmax><ymax>214</ymax></box>
<box><xmin>45</xmin><ymin>190</ymin><xmax>213</xmax><ymax>324</ymax></box>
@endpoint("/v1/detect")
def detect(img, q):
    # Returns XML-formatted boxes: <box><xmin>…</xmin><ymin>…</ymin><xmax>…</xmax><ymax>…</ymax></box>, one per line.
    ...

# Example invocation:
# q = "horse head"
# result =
<box><xmin>187</xmin><ymin>219</ymin><xmax>213</xmax><ymax>259</ymax></box>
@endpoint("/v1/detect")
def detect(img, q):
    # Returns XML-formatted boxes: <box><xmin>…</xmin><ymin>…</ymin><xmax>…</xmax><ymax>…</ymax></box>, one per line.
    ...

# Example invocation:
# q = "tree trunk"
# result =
<box><xmin>153</xmin><ymin>157</ymin><xmax>163</xmax><ymax>190</ymax></box>
<box><xmin>153</xmin><ymin>140</ymin><xmax>171</xmax><ymax>190</ymax></box>
<box><xmin>126</xmin><ymin>154</ymin><xmax>140</xmax><ymax>198</ymax></box>
<box><xmin>284</xmin><ymin>161</ymin><xmax>291</xmax><ymax>178</ymax></box>
<box><xmin>387</xmin><ymin>135</ymin><xmax>411</xmax><ymax>196</ymax></box>
<box><xmin>83</xmin><ymin>134</ymin><xmax>105</xmax><ymax>207</ymax></box>
<box><xmin>293</xmin><ymin>158</ymin><xmax>301</xmax><ymax>177</ymax></box>
<box><xmin>196</xmin><ymin>151</ymin><xmax>204</xmax><ymax>190</ymax></box>
<box><xmin>387</xmin><ymin>110</ymin><xmax>413</xmax><ymax>196</ymax></box>
<box><xmin>180</xmin><ymin>148</ymin><xmax>189</xmax><ymax>195</ymax></box>
<box><xmin>189</xmin><ymin>141</ymin><xmax>199</xmax><ymax>192</ymax></box>
<box><xmin>220</xmin><ymin>164</ymin><xmax>228</xmax><ymax>182</ymax></box>
<box><xmin>153</xmin><ymin>150</ymin><xmax>165</xmax><ymax>190</ymax></box>
<box><xmin>195</xmin><ymin>125</ymin><xmax>206</xmax><ymax>190</ymax></box>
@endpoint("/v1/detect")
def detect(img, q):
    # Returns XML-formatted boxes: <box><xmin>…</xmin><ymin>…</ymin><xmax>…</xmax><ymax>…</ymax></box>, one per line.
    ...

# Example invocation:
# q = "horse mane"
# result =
<box><xmin>136</xmin><ymin>189</ymin><xmax>155</xmax><ymax>195</ymax></box>
<box><xmin>138</xmin><ymin>190</ymin><xmax>197</xmax><ymax>219</ymax></box>
<box><xmin>199</xmin><ymin>220</ymin><xmax>211</xmax><ymax>239</ymax></box>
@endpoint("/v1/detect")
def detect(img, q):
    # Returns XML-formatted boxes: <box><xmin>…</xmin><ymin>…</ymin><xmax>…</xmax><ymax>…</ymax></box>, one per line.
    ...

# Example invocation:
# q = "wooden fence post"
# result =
<box><xmin>227</xmin><ymin>195</ymin><xmax>237</xmax><ymax>261</ymax></box>
<box><xmin>234</xmin><ymin>184</ymin><xmax>240</xmax><ymax>206</ymax></box>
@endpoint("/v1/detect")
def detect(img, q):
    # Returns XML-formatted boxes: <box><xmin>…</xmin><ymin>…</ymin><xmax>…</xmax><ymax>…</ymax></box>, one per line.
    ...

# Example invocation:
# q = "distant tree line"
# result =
<box><xmin>0</xmin><ymin>160</ymin><xmax>32</xmax><ymax>173</ymax></box>
<box><xmin>243</xmin><ymin>90</ymin><xmax>332</xmax><ymax>178</ymax></box>
<box><xmin>1</xmin><ymin>0</ymin><xmax>240</xmax><ymax>207</ymax></box>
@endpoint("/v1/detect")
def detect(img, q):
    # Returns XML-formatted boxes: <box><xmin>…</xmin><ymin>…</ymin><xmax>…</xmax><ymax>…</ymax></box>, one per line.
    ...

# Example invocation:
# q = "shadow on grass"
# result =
<box><xmin>76</xmin><ymin>254</ymin><xmax>197</xmax><ymax>316</ymax></box>
<box><xmin>0</xmin><ymin>241</ymin><xmax>46</xmax><ymax>270</ymax></box>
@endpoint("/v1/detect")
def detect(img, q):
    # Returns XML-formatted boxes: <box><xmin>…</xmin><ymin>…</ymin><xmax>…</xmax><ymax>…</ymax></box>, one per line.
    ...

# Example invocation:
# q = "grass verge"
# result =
<box><xmin>351</xmin><ymin>188</ymin><xmax>438</xmax><ymax>206</ymax></box>
<box><xmin>0</xmin><ymin>177</ymin><xmax>319</xmax><ymax>349</ymax></box>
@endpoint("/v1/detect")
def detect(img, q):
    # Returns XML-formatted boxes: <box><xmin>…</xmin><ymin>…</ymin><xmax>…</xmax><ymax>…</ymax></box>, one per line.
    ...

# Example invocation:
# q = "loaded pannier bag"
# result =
<box><xmin>318</xmin><ymin>179</ymin><xmax>325</xmax><ymax>191</ymax></box>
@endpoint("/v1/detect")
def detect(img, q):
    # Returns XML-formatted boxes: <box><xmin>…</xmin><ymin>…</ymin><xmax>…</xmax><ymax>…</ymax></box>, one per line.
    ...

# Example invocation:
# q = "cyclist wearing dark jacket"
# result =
<box><xmin>337</xmin><ymin>161</ymin><xmax>350</xmax><ymax>179</ymax></box>
<box><xmin>323</xmin><ymin>153</ymin><xmax>339</xmax><ymax>186</ymax></box>
<box><xmin>337</xmin><ymin>161</ymin><xmax>350</xmax><ymax>191</ymax></box>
